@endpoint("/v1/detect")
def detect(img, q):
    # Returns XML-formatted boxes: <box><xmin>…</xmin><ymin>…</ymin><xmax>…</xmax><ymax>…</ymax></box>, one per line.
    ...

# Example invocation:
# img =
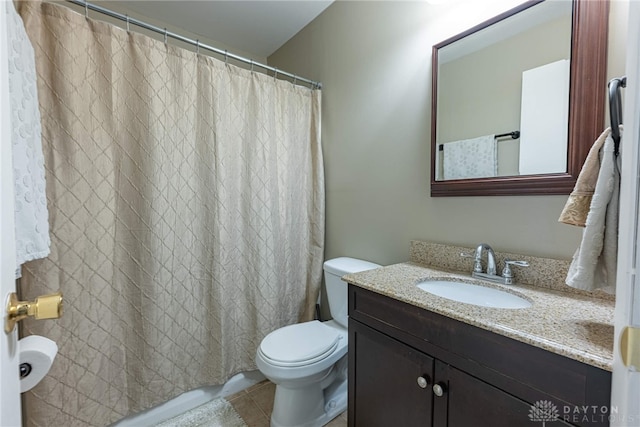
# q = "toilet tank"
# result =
<box><xmin>323</xmin><ymin>257</ymin><xmax>381</xmax><ymax>328</ymax></box>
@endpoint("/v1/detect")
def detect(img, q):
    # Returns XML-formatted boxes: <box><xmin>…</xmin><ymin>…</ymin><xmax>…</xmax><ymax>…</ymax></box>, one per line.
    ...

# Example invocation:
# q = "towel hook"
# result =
<box><xmin>608</xmin><ymin>76</ymin><xmax>627</xmax><ymax>156</ymax></box>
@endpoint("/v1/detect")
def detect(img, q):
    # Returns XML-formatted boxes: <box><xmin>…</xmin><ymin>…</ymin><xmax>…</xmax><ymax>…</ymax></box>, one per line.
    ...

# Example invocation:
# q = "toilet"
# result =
<box><xmin>255</xmin><ymin>257</ymin><xmax>381</xmax><ymax>427</ymax></box>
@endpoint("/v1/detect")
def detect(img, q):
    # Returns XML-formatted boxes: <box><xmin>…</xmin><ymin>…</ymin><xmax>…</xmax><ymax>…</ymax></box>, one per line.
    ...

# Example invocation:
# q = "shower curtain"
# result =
<box><xmin>16</xmin><ymin>2</ymin><xmax>324</xmax><ymax>426</ymax></box>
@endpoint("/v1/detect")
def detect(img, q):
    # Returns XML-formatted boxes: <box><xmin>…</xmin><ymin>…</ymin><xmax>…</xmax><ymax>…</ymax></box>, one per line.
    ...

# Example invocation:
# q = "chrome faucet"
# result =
<box><xmin>461</xmin><ymin>243</ymin><xmax>529</xmax><ymax>285</ymax></box>
<box><xmin>476</xmin><ymin>243</ymin><xmax>497</xmax><ymax>275</ymax></box>
<box><xmin>462</xmin><ymin>243</ymin><xmax>497</xmax><ymax>275</ymax></box>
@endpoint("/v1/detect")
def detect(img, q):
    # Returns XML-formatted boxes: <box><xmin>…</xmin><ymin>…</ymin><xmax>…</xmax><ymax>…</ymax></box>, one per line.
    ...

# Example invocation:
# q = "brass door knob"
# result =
<box><xmin>5</xmin><ymin>292</ymin><xmax>63</xmax><ymax>333</ymax></box>
<box><xmin>621</xmin><ymin>326</ymin><xmax>640</xmax><ymax>370</ymax></box>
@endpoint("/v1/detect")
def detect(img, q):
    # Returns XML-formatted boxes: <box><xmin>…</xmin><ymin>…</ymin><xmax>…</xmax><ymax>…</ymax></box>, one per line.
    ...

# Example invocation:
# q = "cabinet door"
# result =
<box><xmin>437</xmin><ymin>362</ymin><xmax>575</xmax><ymax>427</ymax></box>
<box><xmin>349</xmin><ymin>320</ymin><xmax>434</xmax><ymax>427</ymax></box>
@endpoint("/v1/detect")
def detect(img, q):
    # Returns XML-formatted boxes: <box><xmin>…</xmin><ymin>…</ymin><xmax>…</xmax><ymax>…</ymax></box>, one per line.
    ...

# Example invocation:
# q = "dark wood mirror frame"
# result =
<box><xmin>430</xmin><ymin>0</ymin><xmax>609</xmax><ymax>197</ymax></box>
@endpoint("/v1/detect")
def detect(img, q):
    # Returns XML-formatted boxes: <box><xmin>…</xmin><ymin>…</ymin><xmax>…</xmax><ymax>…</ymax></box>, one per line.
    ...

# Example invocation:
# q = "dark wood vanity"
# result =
<box><xmin>347</xmin><ymin>285</ymin><xmax>612</xmax><ymax>427</ymax></box>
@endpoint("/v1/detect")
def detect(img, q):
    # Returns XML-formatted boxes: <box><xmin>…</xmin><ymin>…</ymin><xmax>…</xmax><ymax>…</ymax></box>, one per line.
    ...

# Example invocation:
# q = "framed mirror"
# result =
<box><xmin>430</xmin><ymin>0</ymin><xmax>609</xmax><ymax>197</ymax></box>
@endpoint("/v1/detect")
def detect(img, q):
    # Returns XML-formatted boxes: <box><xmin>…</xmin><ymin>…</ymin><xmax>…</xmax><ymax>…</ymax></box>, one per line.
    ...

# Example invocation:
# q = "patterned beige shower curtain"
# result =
<box><xmin>16</xmin><ymin>2</ymin><xmax>324</xmax><ymax>426</ymax></box>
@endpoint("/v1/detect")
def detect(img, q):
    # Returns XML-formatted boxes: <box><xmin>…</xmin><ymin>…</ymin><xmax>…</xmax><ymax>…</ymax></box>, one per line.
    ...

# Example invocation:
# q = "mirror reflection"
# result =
<box><xmin>434</xmin><ymin>1</ymin><xmax>572</xmax><ymax>181</ymax></box>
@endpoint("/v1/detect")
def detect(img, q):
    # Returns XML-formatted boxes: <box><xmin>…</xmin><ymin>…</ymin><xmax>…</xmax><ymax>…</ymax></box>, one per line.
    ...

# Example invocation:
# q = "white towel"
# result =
<box><xmin>565</xmin><ymin>131</ymin><xmax>620</xmax><ymax>293</ymax></box>
<box><xmin>442</xmin><ymin>135</ymin><xmax>497</xmax><ymax>180</ymax></box>
<box><xmin>7</xmin><ymin>1</ymin><xmax>50</xmax><ymax>277</ymax></box>
<box><xmin>558</xmin><ymin>128</ymin><xmax>612</xmax><ymax>226</ymax></box>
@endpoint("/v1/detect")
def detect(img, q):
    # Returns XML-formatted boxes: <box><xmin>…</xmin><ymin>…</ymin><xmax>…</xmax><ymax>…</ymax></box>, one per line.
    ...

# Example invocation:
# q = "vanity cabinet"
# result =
<box><xmin>350</xmin><ymin>319</ymin><xmax>434</xmax><ymax>426</ymax></box>
<box><xmin>347</xmin><ymin>285</ymin><xmax>611</xmax><ymax>427</ymax></box>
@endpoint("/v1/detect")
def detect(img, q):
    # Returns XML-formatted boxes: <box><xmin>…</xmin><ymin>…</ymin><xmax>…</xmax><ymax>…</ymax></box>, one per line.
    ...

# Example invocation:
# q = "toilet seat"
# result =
<box><xmin>259</xmin><ymin>321</ymin><xmax>342</xmax><ymax>367</ymax></box>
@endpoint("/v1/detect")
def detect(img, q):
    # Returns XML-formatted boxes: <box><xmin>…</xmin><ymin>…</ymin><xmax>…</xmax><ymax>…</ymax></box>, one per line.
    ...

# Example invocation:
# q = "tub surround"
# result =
<box><xmin>343</xmin><ymin>241</ymin><xmax>614</xmax><ymax>371</ymax></box>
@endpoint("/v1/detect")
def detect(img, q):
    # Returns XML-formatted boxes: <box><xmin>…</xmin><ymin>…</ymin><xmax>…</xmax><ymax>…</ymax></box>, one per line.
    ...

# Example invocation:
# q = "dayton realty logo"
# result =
<box><xmin>529</xmin><ymin>400</ymin><xmax>559</xmax><ymax>426</ymax></box>
<box><xmin>530</xmin><ymin>400</ymin><xmax>621</xmax><ymax>424</ymax></box>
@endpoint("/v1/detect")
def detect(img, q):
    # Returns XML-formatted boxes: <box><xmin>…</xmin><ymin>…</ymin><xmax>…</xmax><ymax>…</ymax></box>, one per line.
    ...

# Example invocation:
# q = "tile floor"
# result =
<box><xmin>226</xmin><ymin>380</ymin><xmax>348</xmax><ymax>427</ymax></box>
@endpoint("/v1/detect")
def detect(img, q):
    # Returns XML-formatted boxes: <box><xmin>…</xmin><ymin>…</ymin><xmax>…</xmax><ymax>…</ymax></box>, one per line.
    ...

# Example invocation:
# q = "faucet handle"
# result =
<box><xmin>501</xmin><ymin>259</ymin><xmax>529</xmax><ymax>284</ymax></box>
<box><xmin>460</xmin><ymin>251</ymin><xmax>482</xmax><ymax>273</ymax></box>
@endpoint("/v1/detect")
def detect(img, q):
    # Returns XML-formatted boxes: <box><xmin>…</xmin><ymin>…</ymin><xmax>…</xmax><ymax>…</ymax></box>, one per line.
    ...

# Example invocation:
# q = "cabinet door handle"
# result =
<box><xmin>433</xmin><ymin>383</ymin><xmax>446</xmax><ymax>397</ymax></box>
<box><xmin>416</xmin><ymin>375</ymin><xmax>430</xmax><ymax>389</ymax></box>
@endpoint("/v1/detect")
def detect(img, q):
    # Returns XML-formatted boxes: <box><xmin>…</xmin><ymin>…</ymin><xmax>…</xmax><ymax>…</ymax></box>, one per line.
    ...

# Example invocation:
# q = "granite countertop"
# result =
<box><xmin>343</xmin><ymin>262</ymin><xmax>615</xmax><ymax>372</ymax></box>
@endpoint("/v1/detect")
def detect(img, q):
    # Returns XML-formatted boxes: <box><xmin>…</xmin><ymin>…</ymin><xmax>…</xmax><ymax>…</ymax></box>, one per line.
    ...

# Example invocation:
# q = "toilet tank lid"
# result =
<box><xmin>323</xmin><ymin>257</ymin><xmax>381</xmax><ymax>276</ymax></box>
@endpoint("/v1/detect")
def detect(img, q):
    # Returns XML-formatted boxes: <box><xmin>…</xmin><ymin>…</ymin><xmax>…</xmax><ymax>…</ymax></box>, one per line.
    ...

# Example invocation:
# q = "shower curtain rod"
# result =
<box><xmin>66</xmin><ymin>0</ymin><xmax>322</xmax><ymax>89</ymax></box>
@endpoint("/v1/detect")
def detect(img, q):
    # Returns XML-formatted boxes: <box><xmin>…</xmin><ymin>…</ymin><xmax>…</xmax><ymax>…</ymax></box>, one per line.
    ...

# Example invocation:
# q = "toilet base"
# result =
<box><xmin>270</xmin><ymin>378</ymin><xmax>346</xmax><ymax>427</ymax></box>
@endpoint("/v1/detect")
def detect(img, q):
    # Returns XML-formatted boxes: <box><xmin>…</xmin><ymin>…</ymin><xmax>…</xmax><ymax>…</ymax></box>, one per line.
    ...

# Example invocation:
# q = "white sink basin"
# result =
<box><xmin>416</xmin><ymin>280</ymin><xmax>532</xmax><ymax>309</ymax></box>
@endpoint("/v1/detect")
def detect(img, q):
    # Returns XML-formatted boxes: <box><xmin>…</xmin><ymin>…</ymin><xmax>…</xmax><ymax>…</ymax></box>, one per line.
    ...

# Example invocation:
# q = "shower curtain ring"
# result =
<box><xmin>293</xmin><ymin>75</ymin><xmax>297</xmax><ymax>86</ymax></box>
<box><xmin>250</xmin><ymin>60</ymin><xmax>254</xmax><ymax>72</ymax></box>
<box><xmin>274</xmin><ymin>68</ymin><xmax>278</xmax><ymax>81</ymax></box>
<box><xmin>224</xmin><ymin>50</ymin><xmax>228</xmax><ymax>64</ymax></box>
<box><xmin>164</xmin><ymin>28</ymin><xmax>168</xmax><ymax>45</ymax></box>
<box><xmin>196</xmin><ymin>40</ymin><xmax>200</xmax><ymax>54</ymax></box>
<box><xmin>126</xmin><ymin>15</ymin><xmax>130</xmax><ymax>32</ymax></box>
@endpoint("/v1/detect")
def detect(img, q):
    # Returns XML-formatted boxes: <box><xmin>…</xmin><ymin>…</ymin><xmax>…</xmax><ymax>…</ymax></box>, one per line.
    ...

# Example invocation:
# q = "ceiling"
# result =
<box><xmin>106</xmin><ymin>1</ymin><xmax>334</xmax><ymax>58</ymax></box>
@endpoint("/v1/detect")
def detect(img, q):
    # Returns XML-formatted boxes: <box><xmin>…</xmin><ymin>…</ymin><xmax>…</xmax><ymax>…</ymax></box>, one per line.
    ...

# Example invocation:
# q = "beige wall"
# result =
<box><xmin>268</xmin><ymin>0</ymin><xmax>629</xmax><ymax>265</ymax></box>
<box><xmin>51</xmin><ymin>0</ymin><xmax>629</xmax><ymax>265</ymax></box>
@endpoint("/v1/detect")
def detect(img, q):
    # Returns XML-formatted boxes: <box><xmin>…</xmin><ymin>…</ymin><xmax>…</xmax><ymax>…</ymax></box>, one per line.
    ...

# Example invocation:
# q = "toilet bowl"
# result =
<box><xmin>255</xmin><ymin>257</ymin><xmax>380</xmax><ymax>427</ymax></box>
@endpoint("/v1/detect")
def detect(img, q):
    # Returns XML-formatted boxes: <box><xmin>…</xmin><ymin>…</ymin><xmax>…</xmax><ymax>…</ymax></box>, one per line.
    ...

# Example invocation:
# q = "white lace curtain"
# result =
<box><xmin>17</xmin><ymin>2</ymin><xmax>324</xmax><ymax>425</ymax></box>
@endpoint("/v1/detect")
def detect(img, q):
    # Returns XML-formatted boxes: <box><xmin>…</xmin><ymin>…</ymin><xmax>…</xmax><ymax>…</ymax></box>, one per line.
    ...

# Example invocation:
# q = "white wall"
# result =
<box><xmin>268</xmin><ymin>0</ymin><xmax>629</xmax><ymax>265</ymax></box>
